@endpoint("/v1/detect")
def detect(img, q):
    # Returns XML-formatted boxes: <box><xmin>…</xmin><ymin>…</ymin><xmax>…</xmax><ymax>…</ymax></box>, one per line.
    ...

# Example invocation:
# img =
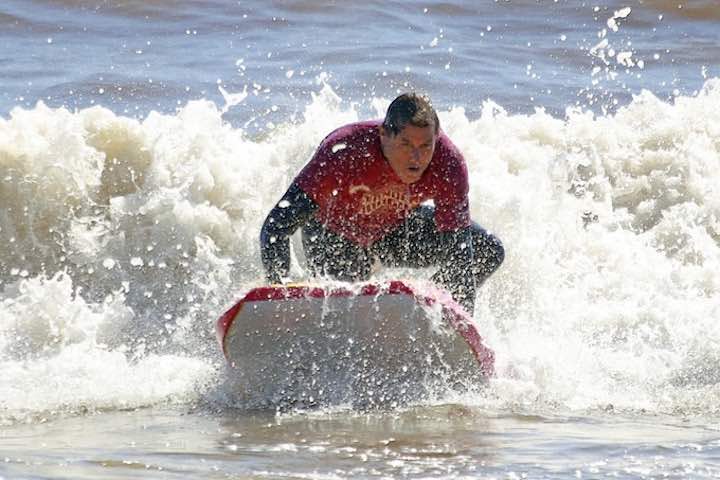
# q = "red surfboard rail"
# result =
<box><xmin>216</xmin><ymin>280</ymin><xmax>494</xmax><ymax>377</ymax></box>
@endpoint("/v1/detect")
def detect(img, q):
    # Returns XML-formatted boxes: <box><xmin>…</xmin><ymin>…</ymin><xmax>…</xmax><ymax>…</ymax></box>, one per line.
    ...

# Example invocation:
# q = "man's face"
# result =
<box><xmin>380</xmin><ymin>123</ymin><xmax>437</xmax><ymax>184</ymax></box>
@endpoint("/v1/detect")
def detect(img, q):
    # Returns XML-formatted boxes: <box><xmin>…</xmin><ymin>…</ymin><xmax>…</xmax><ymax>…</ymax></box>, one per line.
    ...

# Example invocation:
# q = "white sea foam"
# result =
<box><xmin>0</xmin><ymin>272</ymin><xmax>214</xmax><ymax>424</ymax></box>
<box><xmin>1</xmin><ymin>81</ymin><xmax>719</xmax><ymax>421</ymax></box>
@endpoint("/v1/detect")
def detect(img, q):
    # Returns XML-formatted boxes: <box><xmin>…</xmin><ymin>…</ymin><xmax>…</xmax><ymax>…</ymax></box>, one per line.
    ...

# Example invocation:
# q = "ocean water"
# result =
<box><xmin>1</xmin><ymin>0</ymin><xmax>720</xmax><ymax>478</ymax></box>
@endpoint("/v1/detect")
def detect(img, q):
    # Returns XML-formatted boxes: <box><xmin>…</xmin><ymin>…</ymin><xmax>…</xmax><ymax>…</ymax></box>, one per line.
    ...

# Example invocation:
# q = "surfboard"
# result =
<box><xmin>216</xmin><ymin>280</ymin><xmax>494</xmax><ymax>409</ymax></box>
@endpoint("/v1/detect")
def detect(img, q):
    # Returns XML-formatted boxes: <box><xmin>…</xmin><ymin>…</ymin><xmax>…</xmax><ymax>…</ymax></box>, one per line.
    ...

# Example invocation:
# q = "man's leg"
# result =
<box><xmin>372</xmin><ymin>205</ymin><xmax>504</xmax><ymax>312</ymax></box>
<box><xmin>301</xmin><ymin>218</ymin><xmax>372</xmax><ymax>282</ymax></box>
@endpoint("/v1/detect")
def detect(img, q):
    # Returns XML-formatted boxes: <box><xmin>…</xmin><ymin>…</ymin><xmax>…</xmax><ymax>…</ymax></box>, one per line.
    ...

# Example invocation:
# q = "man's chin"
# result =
<box><xmin>401</xmin><ymin>172</ymin><xmax>423</xmax><ymax>183</ymax></box>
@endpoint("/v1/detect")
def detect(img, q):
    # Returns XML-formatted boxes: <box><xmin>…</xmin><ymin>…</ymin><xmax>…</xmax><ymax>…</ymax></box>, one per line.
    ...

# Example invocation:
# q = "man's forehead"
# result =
<box><xmin>398</xmin><ymin>126</ymin><xmax>436</xmax><ymax>142</ymax></box>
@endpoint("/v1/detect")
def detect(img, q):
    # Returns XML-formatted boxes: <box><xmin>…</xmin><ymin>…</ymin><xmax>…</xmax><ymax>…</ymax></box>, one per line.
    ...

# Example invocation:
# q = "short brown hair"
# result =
<box><xmin>382</xmin><ymin>93</ymin><xmax>439</xmax><ymax>136</ymax></box>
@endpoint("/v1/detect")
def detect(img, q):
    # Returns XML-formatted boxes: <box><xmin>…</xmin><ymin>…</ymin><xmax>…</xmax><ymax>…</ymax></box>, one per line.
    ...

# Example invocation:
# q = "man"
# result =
<box><xmin>260</xmin><ymin>93</ymin><xmax>504</xmax><ymax>314</ymax></box>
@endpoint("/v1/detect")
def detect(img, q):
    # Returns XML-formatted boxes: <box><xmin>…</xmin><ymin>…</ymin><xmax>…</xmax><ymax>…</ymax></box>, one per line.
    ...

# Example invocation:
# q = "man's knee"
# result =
<box><xmin>302</xmin><ymin>221</ymin><xmax>372</xmax><ymax>281</ymax></box>
<box><xmin>470</xmin><ymin>225</ymin><xmax>504</xmax><ymax>279</ymax></box>
<box><xmin>485</xmin><ymin>233</ymin><xmax>505</xmax><ymax>269</ymax></box>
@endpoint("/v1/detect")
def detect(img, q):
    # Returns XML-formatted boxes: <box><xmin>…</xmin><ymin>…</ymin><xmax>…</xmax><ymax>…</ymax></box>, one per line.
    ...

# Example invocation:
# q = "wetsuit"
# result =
<box><xmin>260</xmin><ymin>120</ymin><xmax>504</xmax><ymax>314</ymax></box>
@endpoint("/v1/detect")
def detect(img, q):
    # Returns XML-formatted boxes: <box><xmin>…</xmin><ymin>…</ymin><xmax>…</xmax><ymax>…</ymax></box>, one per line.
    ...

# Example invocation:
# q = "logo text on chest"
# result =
<box><xmin>351</xmin><ymin>185</ymin><xmax>414</xmax><ymax>215</ymax></box>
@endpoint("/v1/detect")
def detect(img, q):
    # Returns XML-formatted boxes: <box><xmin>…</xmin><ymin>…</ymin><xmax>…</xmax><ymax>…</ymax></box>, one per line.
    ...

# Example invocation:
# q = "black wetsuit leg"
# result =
<box><xmin>370</xmin><ymin>205</ymin><xmax>504</xmax><ymax>313</ymax></box>
<box><xmin>301</xmin><ymin>218</ymin><xmax>373</xmax><ymax>282</ymax></box>
<box><xmin>298</xmin><ymin>205</ymin><xmax>504</xmax><ymax>313</ymax></box>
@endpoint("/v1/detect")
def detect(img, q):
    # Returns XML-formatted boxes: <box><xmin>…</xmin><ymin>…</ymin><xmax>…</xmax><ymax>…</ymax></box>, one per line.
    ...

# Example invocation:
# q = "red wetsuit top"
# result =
<box><xmin>294</xmin><ymin>120</ymin><xmax>470</xmax><ymax>247</ymax></box>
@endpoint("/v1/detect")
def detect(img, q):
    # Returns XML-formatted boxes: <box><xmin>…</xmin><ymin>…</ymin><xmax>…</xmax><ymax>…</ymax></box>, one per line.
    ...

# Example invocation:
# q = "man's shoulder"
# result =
<box><xmin>322</xmin><ymin>120</ymin><xmax>381</xmax><ymax>146</ymax></box>
<box><xmin>297</xmin><ymin>120</ymin><xmax>382</xmax><ymax>188</ymax></box>
<box><xmin>422</xmin><ymin>130</ymin><xmax>468</xmax><ymax>196</ymax></box>
<box><xmin>427</xmin><ymin>130</ymin><xmax>466</xmax><ymax>181</ymax></box>
<box><xmin>314</xmin><ymin>120</ymin><xmax>382</xmax><ymax>169</ymax></box>
<box><xmin>436</xmin><ymin>130</ymin><xmax>465</xmax><ymax>163</ymax></box>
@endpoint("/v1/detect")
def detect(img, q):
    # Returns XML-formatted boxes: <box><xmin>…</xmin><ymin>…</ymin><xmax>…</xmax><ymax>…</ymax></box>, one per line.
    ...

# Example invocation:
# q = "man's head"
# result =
<box><xmin>380</xmin><ymin>93</ymin><xmax>439</xmax><ymax>184</ymax></box>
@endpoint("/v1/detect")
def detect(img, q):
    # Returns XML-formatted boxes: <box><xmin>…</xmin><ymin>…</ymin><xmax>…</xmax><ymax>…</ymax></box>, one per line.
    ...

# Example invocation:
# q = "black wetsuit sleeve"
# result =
<box><xmin>260</xmin><ymin>183</ymin><xmax>318</xmax><ymax>284</ymax></box>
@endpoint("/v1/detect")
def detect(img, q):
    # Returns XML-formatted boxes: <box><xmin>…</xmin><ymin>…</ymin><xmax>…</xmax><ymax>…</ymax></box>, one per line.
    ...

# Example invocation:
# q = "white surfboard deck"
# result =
<box><xmin>216</xmin><ymin>280</ymin><xmax>494</xmax><ymax>409</ymax></box>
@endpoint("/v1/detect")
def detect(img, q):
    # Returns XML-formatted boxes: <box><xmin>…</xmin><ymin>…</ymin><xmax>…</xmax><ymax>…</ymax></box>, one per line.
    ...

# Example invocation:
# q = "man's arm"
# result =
<box><xmin>260</xmin><ymin>183</ymin><xmax>318</xmax><ymax>283</ymax></box>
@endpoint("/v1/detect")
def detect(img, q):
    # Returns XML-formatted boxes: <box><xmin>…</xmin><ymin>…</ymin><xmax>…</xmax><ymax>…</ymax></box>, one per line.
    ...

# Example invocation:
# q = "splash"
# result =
<box><xmin>1</xmin><ymin>81</ymin><xmax>720</xmax><ymax>421</ymax></box>
<box><xmin>454</xmin><ymin>79</ymin><xmax>720</xmax><ymax>414</ymax></box>
<box><xmin>0</xmin><ymin>272</ymin><xmax>214</xmax><ymax>425</ymax></box>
